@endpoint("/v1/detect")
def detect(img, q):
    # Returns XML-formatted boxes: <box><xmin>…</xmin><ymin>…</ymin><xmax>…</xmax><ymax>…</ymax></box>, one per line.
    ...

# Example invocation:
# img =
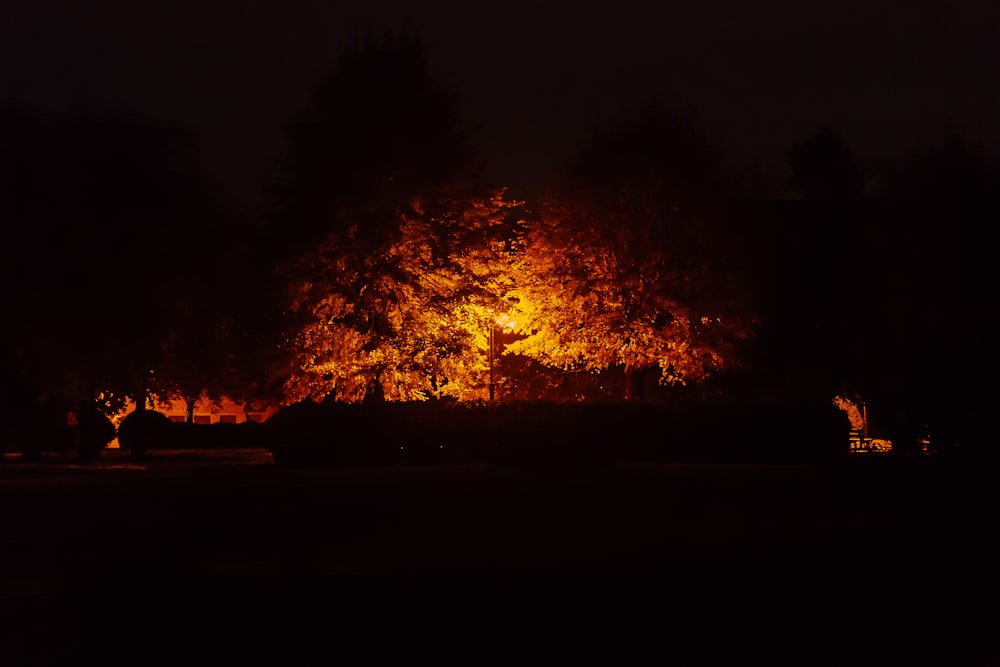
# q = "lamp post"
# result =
<box><xmin>485</xmin><ymin>310</ymin><xmax>514</xmax><ymax>402</ymax></box>
<box><xmin>488</xmin><ymin>323</ymin><xmax>495</xmax><ymax>401</ymax></box>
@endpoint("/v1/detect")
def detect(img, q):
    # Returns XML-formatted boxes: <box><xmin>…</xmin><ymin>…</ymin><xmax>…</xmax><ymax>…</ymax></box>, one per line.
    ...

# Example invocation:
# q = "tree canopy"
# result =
<box><xmin>787</xmin><ymin>126</ymin><xmax>865</xmax><ymax>202</ymax></box>
<box><xmin>505</xmin><ymin>105</ymin><xmax>756</xmax><ymax>400</ymax></box>
<box><xmin>267</xmin><ymin>28</ymin><xmax>481</xmax><ymax>265</ymax></box>
<box><xmin>281</xmin><ymin>191</ymin><xmax>522</xmax><ymax>402</ymax></box>
<box><xmin>0</xmin><ymin>104</ymin><xmax>249</xmax><ymax>420</ymax></box>
<box><xmin>270</xmin><ymin>29</ymin><xmax>523</xmax><ymax>404</ymax></box>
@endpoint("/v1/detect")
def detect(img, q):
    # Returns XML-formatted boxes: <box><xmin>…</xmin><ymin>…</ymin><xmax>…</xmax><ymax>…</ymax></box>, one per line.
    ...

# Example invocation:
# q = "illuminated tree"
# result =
<box><xmin>269</xmin><ymin>28</ymin><xmax>525</xmax><ymax>403</ymax></box>
<box><xmin>280</xmin><ymin>191</ymin><xmax>522</xmax><ymax>402</ymax></box>
<box><xmin>506</xmin><ymin>104</ymin><xmax>755</xmax><ymax>400</ymax></box>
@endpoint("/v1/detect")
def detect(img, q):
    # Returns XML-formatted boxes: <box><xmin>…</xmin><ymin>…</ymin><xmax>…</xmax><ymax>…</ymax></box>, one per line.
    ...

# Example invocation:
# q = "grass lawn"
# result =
<box><xmin>1</xmin><ymin>451</ymin><xmax>995</xmax><ymax>665</ymax></box>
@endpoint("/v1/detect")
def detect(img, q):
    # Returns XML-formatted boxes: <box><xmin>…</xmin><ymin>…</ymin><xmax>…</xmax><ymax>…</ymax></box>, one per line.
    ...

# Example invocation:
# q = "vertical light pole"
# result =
<box><xmin>488</xmin><ymin>323</ymin><xmax>495</xmax><ymax>401</ymax></box>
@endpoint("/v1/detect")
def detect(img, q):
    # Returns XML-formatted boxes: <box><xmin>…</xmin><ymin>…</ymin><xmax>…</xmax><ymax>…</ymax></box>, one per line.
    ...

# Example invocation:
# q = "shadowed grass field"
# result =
<box><xmin>2</xmin><ymin>449</ymin><xmax>996</xmax><ymax>665</ymax></box>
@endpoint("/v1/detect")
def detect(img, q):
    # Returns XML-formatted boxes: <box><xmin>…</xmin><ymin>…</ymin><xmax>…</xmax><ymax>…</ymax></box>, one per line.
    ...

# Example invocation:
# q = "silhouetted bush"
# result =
<box><xmin>265</xmin><ymin>400</ymin><xmax>371</xmax><ymax>466</ymax></box>
<box><xmin>117</xmin><ymin>409</ymin><xmax>173</xmax><ymax>459</ymax></box>
<box><xmin>166</xmin><ymin>421</ymin><xmax>270</xmax><ymax>449</ymax></box>
<box><xmin>261</xmin><ymin>397</ymin><xmax>854</xmax><ymax>468</ymax></box>
<box><xmin>631</xmin><ymin>399</ymin><xmax>850</xmax><ymax>463</ymax></box>
<box><xmin>76</xmin><ymin>400</ymin><xmax>116</xmax><ymax>463</ymax></box>
<box><xmin>34</xmin><ymin>397</ymin><xmax>78</xmax><ymax>457</ymax></box>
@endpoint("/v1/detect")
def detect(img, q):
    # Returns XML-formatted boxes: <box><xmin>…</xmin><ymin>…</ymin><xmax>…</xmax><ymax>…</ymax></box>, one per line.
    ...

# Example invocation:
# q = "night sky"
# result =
<box><xmin>3</xmin><ymin>0</ymin><xmax>999</xmax><ymax>218</ymax></box>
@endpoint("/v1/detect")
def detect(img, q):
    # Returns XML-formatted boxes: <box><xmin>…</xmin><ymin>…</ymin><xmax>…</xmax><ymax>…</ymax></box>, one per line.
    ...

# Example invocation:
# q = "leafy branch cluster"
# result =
<box><xmin>269</xmin><ymin>34</ymin><xmax>756</xmax><ymax>404</ymax></box>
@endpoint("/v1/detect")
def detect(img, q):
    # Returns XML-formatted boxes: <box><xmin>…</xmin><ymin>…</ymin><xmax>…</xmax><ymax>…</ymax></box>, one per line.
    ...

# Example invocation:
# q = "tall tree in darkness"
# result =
<box><xmin>506</xmin><ymin>103</ymin><xmax>756</xmax><ymax>401</ymax></box>
<box><xmin>772</xmin><ymin>127</ymin><xmax>870</xmax><ymax>399</ymax></box>
<box><xmin>267</xmin><ymin>27</ymin><xmax>481</xmax><ymax>265</ymax></box>
<box><xmin>270</xmin><ymin>29</ymin><xmax>522</xmax><ymax>403</ymax></box>
<box><xmin>787</xmin><ymin>126</ymin><xmax>865</xmax><ymax>203</ymax></box>
<box><xmin>869</xmin><ymin>132</ymin><xmax>1000</xmax><ymax>451</ymax></box>
<box><xmin>0</xmin><ymin>104</ymin><xmax>223</xmax><ymax>421</ymax></box>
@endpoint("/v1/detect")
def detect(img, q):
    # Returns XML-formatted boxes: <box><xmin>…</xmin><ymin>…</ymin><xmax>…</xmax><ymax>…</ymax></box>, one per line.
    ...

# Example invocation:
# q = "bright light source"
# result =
<box><xmin>496</xmin><ymin>312</ymin><xmax>516</xmax><ymax>332</ymax></box>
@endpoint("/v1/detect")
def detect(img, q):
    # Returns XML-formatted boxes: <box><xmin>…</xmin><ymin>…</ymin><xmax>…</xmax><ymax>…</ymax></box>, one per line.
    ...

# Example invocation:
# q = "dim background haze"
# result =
<box><xmin>2</xmin><ymin>0</ymin><xmax>998</xmax><ymax>219</ymax></box>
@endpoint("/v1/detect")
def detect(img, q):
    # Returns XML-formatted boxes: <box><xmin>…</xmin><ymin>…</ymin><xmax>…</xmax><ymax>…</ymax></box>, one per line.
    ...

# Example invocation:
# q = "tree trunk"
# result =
<box><xmin>185</xmin><ymin>396</ymin><xmax>196</xmax><ymax>424</ymax></box>
<box><xmin>364</xmin><ymin>376</ymin><xmax>386</xmax><ymax>405</ymax></box>
<box><xmin>624</xmin><ymin>365</ymin><xmax>648</xmax><ymax>402</ymax></box>
<box><xmin>19</xmin><ymin>396</ymin><xmax>42</xmax><ymax>463</ymax></box>
<box><xmin>76</xmin><ymin>399</ymin><xmax>100</xmax><ymax>463</ymax></box>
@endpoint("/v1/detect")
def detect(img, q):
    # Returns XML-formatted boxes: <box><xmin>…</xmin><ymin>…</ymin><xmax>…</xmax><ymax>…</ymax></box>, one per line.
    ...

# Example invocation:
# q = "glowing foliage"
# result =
<box><xmin>280</xmin><ymin>183</ymin><xmax>752</xmax><ymax>403</ymax></box>
<box><xmin>281</xmin><ymin>191</ymin><xmax>522</xmax><ymax>403</ymax></box>
<box><xmin>505</xmin><ymin>200</ymin><xmax>751</xmax><ymax>386</ymax></box>
<box><xmin>276</xmin><ymin>89</ymin><xmax>753</xmax><ymax>403</ymax></box>
<box><xmin>497</xmin><ymin>104</ymin><xmax>755</xmax><ymax>396</ymax></box>
<box><xmin>833</xmin><ymin>394</ymin><xmax>893</xmax><ymax>454</ymax></box>
<box><xmin>832</xmin><ymin>394</ymin><xmax>865</xmax><ymax>430</ymax></box>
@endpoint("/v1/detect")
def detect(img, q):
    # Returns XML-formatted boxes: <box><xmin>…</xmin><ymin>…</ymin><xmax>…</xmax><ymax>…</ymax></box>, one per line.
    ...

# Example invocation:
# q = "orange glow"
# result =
<box><xmin>280</xmin><ymin>186</ymin><xmax>750</xmax><ymax>403</ymax></box>
<box><xmin>101</xmin><ymin>392</ymin><xmax>280</xmax><ymax>448</ymax></box>
<box><xmin>834</xmin><ymin>395</ymin><xmax>892</xmax><ymax>454</ymax></box>
<box><xmin>280</xmin><ymin>190</ymin><xmax>524</xmax><ymax>404</ymax></box>
<box><xmin>495</xmin><ymin>312</ymin><xmax>516</xmax><ymax>332</ymax></box>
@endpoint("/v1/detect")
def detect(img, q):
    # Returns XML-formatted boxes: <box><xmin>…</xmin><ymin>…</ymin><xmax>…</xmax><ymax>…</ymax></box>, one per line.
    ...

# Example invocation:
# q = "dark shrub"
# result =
<box><xmin>261</xmin><ymin>396</ymin><xmax>852</xmax><ymax>468</ymax></box>
<box><xmin>165</xmin><ymin>421</ymin><xmax>269</xmax><ymax>449</ymax></box>
<box><xmin>117</xmin><ymin>409</ymin><xmax>173</xmax><ymax>459</ymax></box>
<box><xmin>266</xmin><ymin>400</ymin><xmax>507</xmax><ymax>467</ymax></box>
<box><xmin>264</xmin><ymin>400</ymin><xmax>365</xmax><ymax>466</ymax></box>
<box><xmin>34</xmin><ymin>397</ymin><xmax>78</xmax><ymax>456</ymax></box>
<box><xmin>617</xmin><ymin>398</ymin><xmax>851</xmax><ymax>464</ymax></box>
<box><xmin>77</xmin><ymin>400</ymin><xmax>116</xmax><ymax>463</ymax></box>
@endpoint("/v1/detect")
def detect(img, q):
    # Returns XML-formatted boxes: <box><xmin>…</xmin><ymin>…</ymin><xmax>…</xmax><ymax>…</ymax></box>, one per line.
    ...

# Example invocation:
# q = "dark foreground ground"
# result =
<box><xmin>1</xmin><ymin>448</ymin><xmax>997</xmax><ymax>666</ymax></box>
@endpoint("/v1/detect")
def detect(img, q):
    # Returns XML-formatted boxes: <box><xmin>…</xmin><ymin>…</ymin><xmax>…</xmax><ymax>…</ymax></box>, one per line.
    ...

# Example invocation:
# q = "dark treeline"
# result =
<box><xmin>754</xmin><ymin>127</ymin><xmax>1000</xmax><ymax>457</ymax></box>
<box><xmin>0</xmin><ymin>103</ymin><xmax>278</xmax><ymax>460</ymax></box>
<box><xmin>109</xmin><ymin>398</ymin><xmax>849</xmax><ymax>467</ymax></box>
<box><xmin>2</xmin><ymin>28</ymin><xmax>997</xmax><ymax>463</ymax></box>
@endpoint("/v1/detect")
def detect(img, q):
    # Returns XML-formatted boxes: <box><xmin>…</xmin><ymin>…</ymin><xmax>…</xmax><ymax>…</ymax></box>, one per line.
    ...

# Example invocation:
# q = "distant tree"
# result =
<box><xmin>0</xmin><ymin>104</ymin><xmax>44</xmax><ymax>455</ymax></box>
<box><xmin>787</xmin><ymin>126</ymin><xmax>864</xmax><ymax>202</ymax></box>
<box><xmin>147</xmin><ymin>204</ymin><xmax>284</xmax><ymax>421</ymax></box>
<box><xmin>76</xmin><ymin>398</ymin><xmax>116</xmax><ymax>463</ymax></box>
<box><xmin>883</xmin><ymin>131</ymin><xmax>998</xmax><ymax>204</ymax></box>
<box><xmin>117</xmin><ymin>408</ymin><xmax>173</xmax><ymax>460</ymax></box>
<box><xmin>864</xmin><ymin>132</ymin><xmax>1000</xmax><ymax>451</ymax></box>
<box><xmin>270</xmin><ymin>29</ymin><xmax>523</xmax><ymax>403</ymax></box>
<box><xmin>266</xmin><ymin>27</ymin><xmax>481</xmax><ymax>265</ymax></box>
<box><xmin>506</xmin><ymin>104</ymin><xmax>756</xmax><ymax>401</ymax></box>
<box><xmin>0</xmin><ymin>105</ymin><xmax>217</xmax><ymax>421</ymax></box>
<box><xmin>766</xmin><ymin>127</ymin><xmax>868</xmax><ymax>400</ymax></box>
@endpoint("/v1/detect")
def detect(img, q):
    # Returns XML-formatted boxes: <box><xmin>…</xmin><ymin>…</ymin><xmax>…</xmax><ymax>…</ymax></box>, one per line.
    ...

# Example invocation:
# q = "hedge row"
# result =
<box><xmin>261</xmin><ymin>400</ymin><xmax>851</xmax><ymax>467</ymax></box>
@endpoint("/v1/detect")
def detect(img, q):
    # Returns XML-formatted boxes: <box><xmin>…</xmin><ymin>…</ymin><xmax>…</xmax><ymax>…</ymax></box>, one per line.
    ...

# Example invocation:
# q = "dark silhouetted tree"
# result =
<box><xmin>865</xmin><ymin>132</ymin><xmax>1000</xmax><ymax>452</ymax></box>
<box><xmin>761</xmin><ymin>127</ymin><xmax>879</xmax><ymax>411</ymax></box>
<box><xmin>0</xmin><ymin>104</ymin><xmax>225</xmax><ymax>426</ymax></box>
<box><xmin>269</xmin><ymin>29</ymin><xmax>523</xmax><ymax>403</ymax></box>
<box><xmin>787</xmin><ymin>126</ymin><xmax>864</xmax><ymax>202</ymax></box>
<box><xmin>506</xmin><ymin>103</ymin><xmax>756</xmax><ymax>401</ymax></box>
<box><xmin>267</xmin><ymin>27</ymin><xmax>481</xmax><ymax>265</ymax></box>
